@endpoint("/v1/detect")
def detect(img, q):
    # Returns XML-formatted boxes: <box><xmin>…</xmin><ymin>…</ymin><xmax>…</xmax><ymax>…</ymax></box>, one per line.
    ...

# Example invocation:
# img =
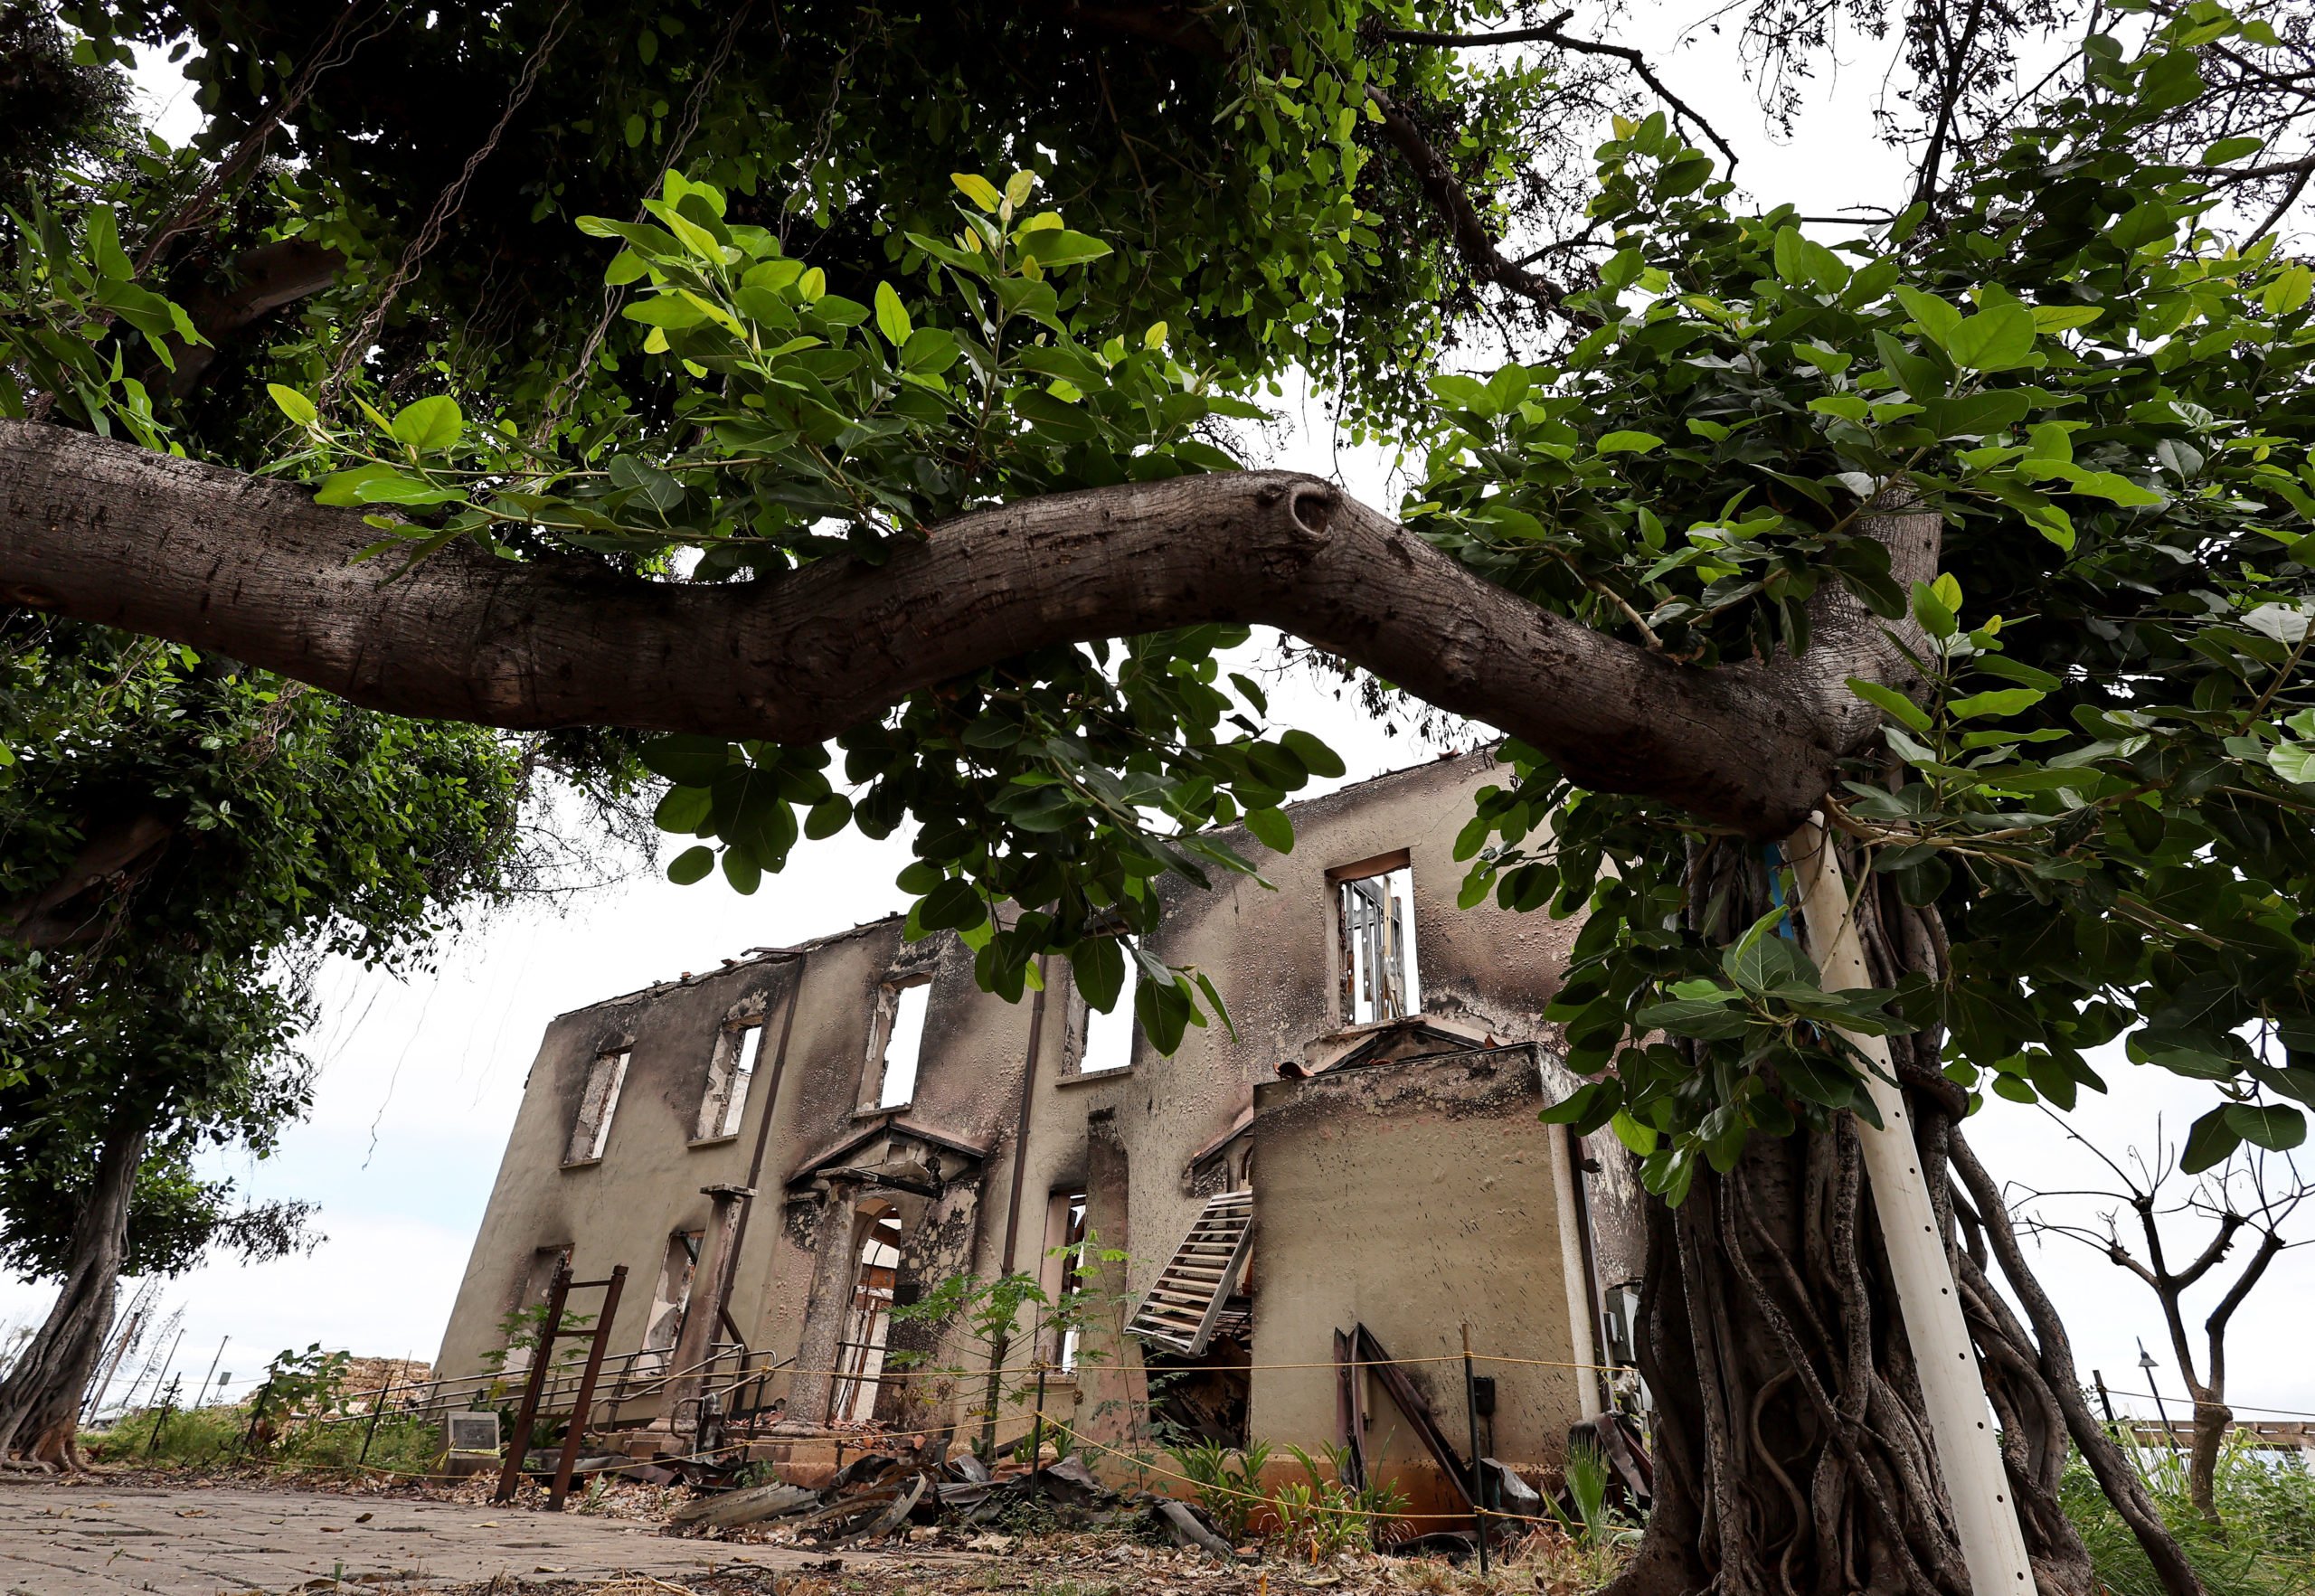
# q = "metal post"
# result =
<box><xmin>194</xmin><ymin>1337</ymin><xmax>229</xmax><ymax>1412</ymax></box>
<box><xmin>2093</xmin><ymin>1371</ymin><xmax>2119</xmax><ymax>1430</ymax></box>
<box><xmin>1789</xmin><ymin>821</ymin><xmax>2034</xmax><ymax>1596</ymax></box>
<box><xmin>1461</xmin><ymin>1322</ymin><xmax>1488</xmax><ymax>1573</ymax></box>
<box><xmin>549</xmin><ymin>1265</ymin><xmax>627</xmax><ymax>1511</ymax></box>
<box><xmin>496</xmin><ymin>1258</ymin><xmax>572</xmax><ymax>1504</ymax></box>
<box><xmin>1028</xmin><ymin>1357</ymin><xmax>1049</xmax><ymax>1472</ymax></box>
<box><xmin>358</xmin><ymin>1351</ymin><xmax>408</xmax><ymax>1466</ymax></box>
<box><xmin>145</xmin><ymin>1375</ymin><xmax>182</xmax><ymax>1458</ymax></box>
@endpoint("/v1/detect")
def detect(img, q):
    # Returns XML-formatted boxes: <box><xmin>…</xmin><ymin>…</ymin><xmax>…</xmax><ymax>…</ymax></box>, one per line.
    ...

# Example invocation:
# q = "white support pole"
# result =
<box><xmin>1787</xmin><ymin>817</ymin><xmax>2036</xmax><ymax>1596</ymax></box>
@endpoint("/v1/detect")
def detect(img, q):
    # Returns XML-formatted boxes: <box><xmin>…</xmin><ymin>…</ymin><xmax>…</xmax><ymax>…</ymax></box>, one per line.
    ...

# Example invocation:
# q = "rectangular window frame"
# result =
<box><xmin>1329</xmin><ymin>851</ymin><xmax>1421</xmax><ymax>1027</ymax></box>
<box><xmin>859</xmin><ymin>977</ymin><xmax>932</xmax><ymax>1113</ymax></box>
<box><xmin>564</xmin><ymin>1049</ymin><xmax>630</xmax><ymax>1166</ymax></box>
<box><xmin>694</xmin><ymin>1021</ymin><xmax>765</xmax><ymax>1145</ymax></box>
<box><xmin>1060</xmin><ymin>948</ymin><xmax>1139</xmax><ymax>1082</ymax></box>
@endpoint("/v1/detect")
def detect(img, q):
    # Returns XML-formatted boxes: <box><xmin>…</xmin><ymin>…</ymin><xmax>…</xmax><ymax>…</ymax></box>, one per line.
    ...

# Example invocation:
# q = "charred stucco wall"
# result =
<box><xmin>1245</xmin><ymin>1046</ymin><xmax>1586</xmax><ymax>1489</ymax></box>
<box><xmin>436</xmin><ymin>748</ymin><xmax>1642</xmax><ymax>1446</ymax></box>
<box><xmin>1033</xmin><ymin>750</ymin><xmax>1628</xmax><ymax>1317</ymax></box>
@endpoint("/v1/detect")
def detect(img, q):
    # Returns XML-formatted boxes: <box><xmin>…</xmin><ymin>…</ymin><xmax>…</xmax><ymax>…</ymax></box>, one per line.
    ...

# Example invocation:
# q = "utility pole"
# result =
<box><xmin>1791</xmin><ymin>822</ymin><xmax>2034</xmax><ymax>1596</ymax></box>
<box><xmin>2139</xmin><ymin>1340</ymin><xmax>2180</xmax><ymax>1453</ymax></box>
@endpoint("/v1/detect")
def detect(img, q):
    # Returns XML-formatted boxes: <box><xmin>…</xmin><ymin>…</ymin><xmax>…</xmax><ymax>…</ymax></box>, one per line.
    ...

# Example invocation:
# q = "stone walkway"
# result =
<box><xmin>0</xmin><ymin>1478</ymin><xmax>850</xmax><ymax>1594</ymax></box>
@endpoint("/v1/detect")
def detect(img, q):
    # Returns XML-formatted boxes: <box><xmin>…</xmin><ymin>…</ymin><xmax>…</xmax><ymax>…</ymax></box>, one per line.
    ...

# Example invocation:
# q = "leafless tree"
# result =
<box><xmin>2010</xmin><ymin>1107</ymin><xmax>2314</xmax><ymax>1524</ymax></box>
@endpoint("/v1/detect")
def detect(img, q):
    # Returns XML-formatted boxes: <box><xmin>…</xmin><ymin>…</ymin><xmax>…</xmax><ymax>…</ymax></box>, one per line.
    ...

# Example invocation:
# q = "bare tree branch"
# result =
<box><xmin>1382</xmin><ymin>18</ymin><xmax>1742</xmax><ymax>171</ymax></box>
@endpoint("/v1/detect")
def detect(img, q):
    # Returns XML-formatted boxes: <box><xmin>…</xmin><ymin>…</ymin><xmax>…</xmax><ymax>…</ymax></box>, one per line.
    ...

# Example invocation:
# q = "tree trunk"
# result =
<box><xmin>2187</xmin><ymin>1395</ymin><xmax>2229</xmax><ymax>1525</ymax></box>
<box><xmin>0</xmin><ymin>1114</ymin><xmax>147</xmax><ymax>1466</ymax></box>
<box><xmin>1606</xmin><ymin>839</ymin><xmax>2202</xmax><ymax>1596</ymax></box>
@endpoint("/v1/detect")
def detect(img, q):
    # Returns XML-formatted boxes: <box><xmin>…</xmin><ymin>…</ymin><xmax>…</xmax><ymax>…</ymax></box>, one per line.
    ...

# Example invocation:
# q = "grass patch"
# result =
<box><xmin>2064</xmin><ymin>1436</ymin><xmax>2315</xmax><ymax>1596</ymax></box>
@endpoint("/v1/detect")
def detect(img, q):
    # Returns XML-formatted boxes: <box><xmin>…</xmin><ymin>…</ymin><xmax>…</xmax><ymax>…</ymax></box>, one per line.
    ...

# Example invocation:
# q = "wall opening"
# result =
<box><xmin>1040</xmin><ymin>1190</ymin><xmax>1090</xmax><ymax>1370</ymax></box>
<box><xmin>1066</xmin><ymin>956</ymin><xmax>1138</xmax><ymax>1077</ymax></box>
<box><xmin>1334</xmin><ymin>859</ymin><xmax>1420</xmax><ymax>1025</ymax></box>
<box><xmin>871</xmin><ymin>979</ymin><xmax>931</xmax><ymax>1109</ymax></box>
<box><xmin>830</xmin><ymin>1208</ymin><xmax>902</xmax><ymax>1421</ymax></box>
<box><xmin>637</xmin><ymin>1229</ymin><xmax>702</xmax><ymax>1377</ymax></box>
<box><xmin>697</xmin><ymin>1022</ymin><xmax>765</xmax><ymax>1140</ymax></box>
<box><xmin>566</xmin><ymin>1049</ymin><xmax>630</xmax><ymax>1164</ymax></box>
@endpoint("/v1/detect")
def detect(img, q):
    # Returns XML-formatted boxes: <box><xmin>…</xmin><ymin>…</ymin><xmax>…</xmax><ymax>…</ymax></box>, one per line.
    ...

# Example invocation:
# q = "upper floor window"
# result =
<box><xmin>565</xmin><ymin>1049</ymin><xmax>629</xmax><ymax>1164</ymax></box>
<box><xmin>1334</xmin><ymin>856</ymin><xmax>1421</xmax><ymax>1025</ymax></box>
<box><xmin>867</xmin><ymin>978</ymin><xmax>931</xmax><ymax>1109</ymax></box>
<box><xmin>696</xmin><ymin>1022</ymin><xmax>765</xmax><ymax>1141</ymax></box>
<box><xmin>1065</xmin><ymin>951</ymin><xmax>1139</xmax><ymax>1077</ymax></box>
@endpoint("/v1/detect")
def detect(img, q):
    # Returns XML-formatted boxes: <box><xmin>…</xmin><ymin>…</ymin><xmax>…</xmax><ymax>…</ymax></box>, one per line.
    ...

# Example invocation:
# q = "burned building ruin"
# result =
<box><xmin>433</xmin><ymin>751</ymin><xmax>1645</xmax><ymax>1503</ymax></box>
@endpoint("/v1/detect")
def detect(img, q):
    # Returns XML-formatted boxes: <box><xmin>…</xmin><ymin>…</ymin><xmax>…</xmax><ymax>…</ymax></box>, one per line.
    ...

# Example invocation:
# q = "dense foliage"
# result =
<box><xmin>235</xmin><ymin>5</ymin><xmax>2315</xmax><ymax>1193</ymax></box>
<box><xmin>0</xmin><ymin>619</ymin><xmax>526</xmax><ymax>1278</ymax></box>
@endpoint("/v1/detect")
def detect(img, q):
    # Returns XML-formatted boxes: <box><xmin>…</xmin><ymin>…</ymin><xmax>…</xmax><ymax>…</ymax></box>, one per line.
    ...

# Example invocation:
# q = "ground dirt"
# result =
<box><xmin>0</xmin><ymin>1469</ymin><xmax>1617</xmax><ymax>1596</ymax></box>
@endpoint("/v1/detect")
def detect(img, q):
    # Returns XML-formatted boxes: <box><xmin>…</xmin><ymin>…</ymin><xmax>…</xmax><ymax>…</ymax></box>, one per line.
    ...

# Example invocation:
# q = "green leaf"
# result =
<box><xmin>722</xmin><ymin>847</ymin><xmax>762</xmax><ymax>894</ymax></box>
<box><xmin>1949</xmin><ymin>687</ymin><xmax>2045</xmax><ymax>721</ymax></box>
<box><xmin>1945</xmin><ymin>303</ymin><xmax>2036</xmax><ymax>371</ymax></box>
<box><xmin>1609</xmin><ymin>1111</ymin><xmax>1658</xmax><ymax>1157</ymax></box>
<box><xmin>951</xmin><ymin>173</ymin><xmax>1003</xmax><ymax>212</ymax></box>
<box><xmin>86</xmin><ymin>206</ymin><xmax>134</xmax><ymax>280</ymax></box>
<box><xmin>1072</xmin><ymin>936</ymin><xmax>1126</xmax><ymax>1013</ymax></box>
<box><xmin>1280</xmin><ymin>728</ymin><xmax>1346</xmax><ymax>779</ymax></box>
<box><xmin>268</xmin><ymin>384</ymin><xmax>317</xmax><ymax>426</ymax></box>
<box><xmin>920</xmin><ymin>876</ymin><xmax>987</xmax><ymax>931</ymax></box>
<box><xmin>2264</xmin><ymin>264</ymin><xmax>2312</xmax><ymax>317</ymax></box>
<box><xmin>1245</xmin><ymin>807</ymin><xmax>1293</xmax><ymax>854</ymax></box>
<box><xmin>2225</xmin><ymin>1102</ymin><xmax>2305</xmax><ymax>1153</ymax></box>
<box><xmin>874</xmin><ymin>281</ymin><xmax>912</xmax><ymax>347</ymax></box>
<box><xmin>1847</xmin><ymin>677</ymin><xmax>1933</xmax><ymax>734</ymax></box>
<box><xmin>653</xmin><ymin>785</ymin><xmax>712</xmax><ymax>834</ymax></box>
<box><xmin>1016</xmin><ymin>228</ymin><xmax>1112</xmax><ymax>269</ymax></box>
<box><xmin>1595</xmin><ymin>430</ymin><xmax>1663</xmax><ymax>455</ymax></box>
<box><xmin>390</xmin><ymin>394</ymin><xmax>463</xmax><ymax>453</ymax></box>
<box><xmin>2180</xmin><ymin>1107</ymin><xmax>2242</xmax><ymax>1174</ymax></box>
<box><xmin>1912</xmin><ymin>580</ymin><xmax>1958</xmax><ymax>640</ymax></box>
<box><xmin>1772</xmin><ymin>227</ymin><xmax>1849</xmax><ymax>295</ymax></box>
<box><xmin>2271</xmin><ymin>741</ymin><xmax>2315</xmax><ymax>785</ymax></box>
<box><xmin>638</xmin><ymin>734</ymin><xmax>733</xmax><ymax>786</ymax></box>
<box><xmin>1893</xmin><ymin>286</ymin><xmax>1962</xmax><ymax>346</ymax></box>
<box><xmin>667</xmin><ymin>845</ymin><xmax>715</xmax><ymax>884</ymax></box>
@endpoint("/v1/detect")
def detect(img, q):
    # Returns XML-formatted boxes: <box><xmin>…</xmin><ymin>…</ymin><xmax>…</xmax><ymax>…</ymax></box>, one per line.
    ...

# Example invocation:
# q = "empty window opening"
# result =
<box><xmin>697</xmin><ymin>1023</ymin><xmax>765</xmax><ymax>1140</ymax></box>
<box><xmin>831</xmin><ymin>1214</ymin><xmax>902</xmax><ymax>1421</ymax></box>
<box><xmin>1040</xmin><ymin>1191</ymin><xmax>1090</xmax><ymax>1371</ymax></box>
<box><xmin>637</xmin><ymin>1230</ymin><xmax>702</xmax><ymax>1378</ymax></box>
<box><xmin>874</xmin><ymin>980</ymin><xmax>931</xmax><ymax>1108</ymax></box>
<box><xmin>1069</xmin><ymin>955</ymin><xmax>1139</xmax><ymax>1076</ymax></box>
<box><xmin>567</xmin><ymin>1050</ymin><xmax>630</xmax><ymax>1164</ymax></box>
<box><xmin>1337</xmin><ymin>864</ymin><xmax>1421</xmax><ymax>1025</ymax></box>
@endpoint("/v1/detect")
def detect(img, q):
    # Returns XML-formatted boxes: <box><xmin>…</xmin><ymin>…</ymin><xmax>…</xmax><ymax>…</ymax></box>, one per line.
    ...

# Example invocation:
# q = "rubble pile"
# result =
<box><xmin>657</xmin><ymin>1450</ymin><xmax>1251</xmax><ymax>1559</ymax></box>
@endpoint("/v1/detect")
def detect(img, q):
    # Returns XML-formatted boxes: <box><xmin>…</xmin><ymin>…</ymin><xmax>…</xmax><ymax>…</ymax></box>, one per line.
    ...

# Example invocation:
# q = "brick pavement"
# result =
<box><xmin>0</xmin><ymin>1478</ymin><xmax>849</xmax><ymax>1594</ymax></box>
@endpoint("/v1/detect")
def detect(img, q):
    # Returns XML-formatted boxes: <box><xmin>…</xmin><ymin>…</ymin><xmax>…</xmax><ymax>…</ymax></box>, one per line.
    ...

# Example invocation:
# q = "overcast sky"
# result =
<box><xmin>20</xmin><ymin>10</ymin><xmax>2309</xmax><ymax>1430</ymax></box>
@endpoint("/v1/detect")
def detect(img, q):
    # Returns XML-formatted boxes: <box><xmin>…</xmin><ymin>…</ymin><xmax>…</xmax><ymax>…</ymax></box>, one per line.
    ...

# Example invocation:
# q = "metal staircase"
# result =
<box><xmin>1126</xmin><ymin>1188</ymin><xmax>1253</xmax><ymax>1355</ymax></box>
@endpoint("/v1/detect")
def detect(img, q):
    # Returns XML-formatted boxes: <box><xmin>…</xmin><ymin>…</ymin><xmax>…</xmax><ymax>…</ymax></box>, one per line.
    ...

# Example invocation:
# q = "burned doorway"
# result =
<box><xmin>830</xmin><ymin>1203</ymin><xmax>903</xmax><ymax>1422</ymax></box>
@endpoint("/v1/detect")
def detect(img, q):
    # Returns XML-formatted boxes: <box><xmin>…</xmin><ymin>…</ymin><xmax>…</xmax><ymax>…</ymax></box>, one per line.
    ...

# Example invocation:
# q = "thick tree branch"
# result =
<box><xmin>0</xmin><ymin>420</ymin><xmax>1890</xmax><ymax>837</ymax></box>
<box><xmin>165</xmin><ymin>240</ymin><xmax>347</xmax><ymax>396</ymax></box>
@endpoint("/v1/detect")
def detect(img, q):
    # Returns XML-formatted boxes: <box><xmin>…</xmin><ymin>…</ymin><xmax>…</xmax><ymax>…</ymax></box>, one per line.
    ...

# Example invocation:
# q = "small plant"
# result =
<box><xmin>1270</xmin><ymin>1442</ymin><xmax>1410</xmax><ymax>1558</ymax></box>
<box><xmin>1167</xmin><ymin>1437</ymin><xmax>1271</xmax><ymax>1542</ymax></box>
<box><xmin>1545</xmin><ymin>1441</ymin><xmax>1638</xmax><ymax>1551</ymax></box>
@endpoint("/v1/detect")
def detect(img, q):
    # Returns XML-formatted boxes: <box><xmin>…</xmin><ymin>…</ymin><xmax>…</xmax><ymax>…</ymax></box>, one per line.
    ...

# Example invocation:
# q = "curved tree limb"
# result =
<box><xmin>0</xmin><ymin>420</ymin><xmax>1895</xmax><ymax>837</ymax></box>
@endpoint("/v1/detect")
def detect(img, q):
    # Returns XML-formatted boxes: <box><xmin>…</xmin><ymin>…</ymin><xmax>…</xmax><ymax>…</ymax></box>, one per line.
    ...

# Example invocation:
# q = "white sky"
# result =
<box><xmin>23</xmin><ymin>12</ymin><xmax>2308</xmax><ymax>1428</ymax></box>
